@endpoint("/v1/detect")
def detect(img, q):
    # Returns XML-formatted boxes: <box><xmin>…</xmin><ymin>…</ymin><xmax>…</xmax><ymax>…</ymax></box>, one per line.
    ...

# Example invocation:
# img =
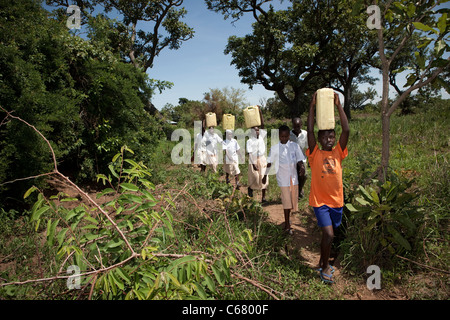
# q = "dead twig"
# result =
<box><xmin>395</xmin><ymin>255</ymin><xmax>450</xmax><ymax>275</ymax></box>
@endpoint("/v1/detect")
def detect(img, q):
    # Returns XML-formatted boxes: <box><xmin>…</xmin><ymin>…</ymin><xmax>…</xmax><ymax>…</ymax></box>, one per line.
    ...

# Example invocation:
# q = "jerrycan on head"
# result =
<box><xmin>243</xmin><ymin>106</ymin><xmax>261</xmax><ymax>129</ymax></box>
<box><xmin>222</xmin><ymin>114</ymin><xmax>235</xmax><ymax>131</ymax></box>
<box><xmin>205</xmin><ymin>112</ymin><xmax>217</xmax><ymax>128</ymax></box>
<box><xmin>316</xmin><ymin>88</ymin><xmax>336</xmax><ymax>130</ymax></box>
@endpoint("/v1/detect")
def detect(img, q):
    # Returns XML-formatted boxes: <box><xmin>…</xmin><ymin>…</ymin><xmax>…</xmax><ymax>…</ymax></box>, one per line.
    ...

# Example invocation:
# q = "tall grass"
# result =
<box><xmin>340</xmin><ymin>98</ymin><xmax>449</xmax><ymax>294</ymax></box>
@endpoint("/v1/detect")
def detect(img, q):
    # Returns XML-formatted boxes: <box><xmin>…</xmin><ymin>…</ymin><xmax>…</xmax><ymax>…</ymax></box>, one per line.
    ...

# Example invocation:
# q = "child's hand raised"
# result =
<box><xmin>334</xmin><ymin>92</ymin><xmax>341</xmax><ymax>107</ymax></box>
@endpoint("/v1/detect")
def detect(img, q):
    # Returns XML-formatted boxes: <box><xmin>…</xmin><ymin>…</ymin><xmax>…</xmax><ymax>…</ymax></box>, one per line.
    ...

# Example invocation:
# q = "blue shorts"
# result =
<box><xmin>313</xmin><ymin>205</ymin><xmax>343</xmax><ymax>228</ymax></box>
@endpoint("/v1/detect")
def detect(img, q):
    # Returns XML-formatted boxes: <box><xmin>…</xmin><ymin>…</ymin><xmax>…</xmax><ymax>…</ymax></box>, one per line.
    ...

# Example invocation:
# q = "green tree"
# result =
<box><xmin>0</xmin><ymin>0</ymin><xmax>166</xmax><ymax>209</ymax></box>
<box><xmin>207</xmin><ymin>0</ymin><xmax>378</xmax><ymax>118</ymax></box>
<box><xmin>371</xmin><ymin>0</ymin><xmax>449</xmax><ymax>177</ymax></box>
<box><xmin>47</xmin><ymin>0</ymin><xmax>195</xmax><ymax>72</ymax></box>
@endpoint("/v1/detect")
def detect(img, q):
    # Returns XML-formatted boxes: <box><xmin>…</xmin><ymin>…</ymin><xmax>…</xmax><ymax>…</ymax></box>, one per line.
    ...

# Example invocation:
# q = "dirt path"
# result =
<box><xmin>243</xmin><ymin>186</ymin><xmax>408</xmax><ymax>300</ymax></box>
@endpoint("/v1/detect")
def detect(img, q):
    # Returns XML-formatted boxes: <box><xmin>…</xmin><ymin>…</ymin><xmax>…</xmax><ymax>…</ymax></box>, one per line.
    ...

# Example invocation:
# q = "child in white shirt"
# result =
<box><xmin>203</xmin><ymin>126</ymin><xmax>223</xmax><ymax>173</ymax></box>
<box><xmin>263</xmin><ymin>125</ymin><xmax>305</xmax><ymax>234</ymax></box>
<box><xmin>192</xmin><ymin>120</ymin><xmax>206</xmax><ymax>172</ymax></box>
<box><xmin>223</xmin><ymin>129</ymin><xmax>241</xmax><ymax>187</ymax></box>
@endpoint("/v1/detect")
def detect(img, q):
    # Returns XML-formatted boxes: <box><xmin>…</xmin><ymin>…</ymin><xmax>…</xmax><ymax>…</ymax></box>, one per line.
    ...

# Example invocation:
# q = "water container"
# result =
<box><xmin>205</xmin><ymin>112</ymin><xmax>217</xmax><ymax>128</ymax></box>
<box><xmin>316</xmin><ymin>88</ymin><xmax>335</xmax><ymax>130</ymax></box>
<box><xmin>222</xmin><ymin>114</ymin><xmax>235</xmax><ymax>131</ymax></box>
<box><xmin>243</xmin><ymin>106</ymin><xmax>261</xmax><ymax>128</ymax></box>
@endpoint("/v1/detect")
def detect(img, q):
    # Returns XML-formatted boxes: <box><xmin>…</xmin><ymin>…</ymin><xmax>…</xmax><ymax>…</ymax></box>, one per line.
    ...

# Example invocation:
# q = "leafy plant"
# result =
<box><xmin>1</xmin><ymin>146</ymin><xmax>253</xmax><ymax>300</ymax></box>
<box><xmin>343</xmin><ymin>172</ymin><xmax>423</xmax><ymax>269</ymax></box>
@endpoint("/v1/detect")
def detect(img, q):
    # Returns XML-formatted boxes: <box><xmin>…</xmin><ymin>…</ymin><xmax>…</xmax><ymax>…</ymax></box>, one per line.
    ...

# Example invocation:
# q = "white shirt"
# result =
<box><xmin>194</xmin><ymin>133</ymin><xmax>206</xmax><ymax>152</ymax></box>
<box><xmin>267</xmin><ymin>141</ymin><xmax>305</xmax><ymax>187</ymax></box>
<box><xmin>203</xmin><ymin>130</ymin><xmax>223</xmax><ymax>155</ymax></box>
<box><xmin>223</xmin><ymin>139</ymin><xmax>240</xmax><ymax>164</ymax></box>
<box><xmin>246</xmin><ymin>129</ymin><xmax>267</xmax><ymax>164</ymax></box>
<box><xmin>290</xmin><ymin>129</ymin><xmax>308</xmax><ymax>163</ymax></box>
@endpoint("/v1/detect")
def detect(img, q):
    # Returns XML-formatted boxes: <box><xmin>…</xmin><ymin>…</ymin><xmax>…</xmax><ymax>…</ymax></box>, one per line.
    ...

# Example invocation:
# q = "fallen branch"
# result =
<box><xmin>395</xmin><ymin>255</ymin><xmax>450</xmax><ymax>275</ymax></box>
<box><xmin>232</xmin><ymin>273</ymin><xmax>280</xmax><ymax>300</ymax></box>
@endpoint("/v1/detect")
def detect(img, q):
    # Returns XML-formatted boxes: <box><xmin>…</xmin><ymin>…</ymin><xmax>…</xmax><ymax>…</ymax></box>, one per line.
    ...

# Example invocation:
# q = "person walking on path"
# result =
<box><xmin>306</xmin><ymin>90</ymin><xmax>349</xmax><ymax>284</ymax></box>
<box><xmin>246</xmin><ymin>106</ymin><xmax>269</xmax><ymax>203</ymax></box>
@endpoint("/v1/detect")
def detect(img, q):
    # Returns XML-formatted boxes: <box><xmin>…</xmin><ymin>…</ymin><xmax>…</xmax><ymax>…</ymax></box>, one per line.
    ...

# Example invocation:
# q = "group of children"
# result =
<box><xmin>192</xmin><ymin>91</ymin><xmax>349</xmax><ymax>284</ymax></box>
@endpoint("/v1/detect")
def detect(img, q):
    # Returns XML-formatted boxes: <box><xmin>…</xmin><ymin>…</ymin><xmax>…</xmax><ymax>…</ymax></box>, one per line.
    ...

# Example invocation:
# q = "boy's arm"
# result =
<box><xmin>335</xmin><ymin>93</ymin><xmax>349</xmax><ymax>151</ymax></box>
<box><xmin>307</xmin><ymin>92</ymin><xmax>317</xmax><ymax>153</ymax></box>
<box><xmin>297</xmin><ymin>161</ymin><xmax>305</xmax><ymax>176</ymax></box>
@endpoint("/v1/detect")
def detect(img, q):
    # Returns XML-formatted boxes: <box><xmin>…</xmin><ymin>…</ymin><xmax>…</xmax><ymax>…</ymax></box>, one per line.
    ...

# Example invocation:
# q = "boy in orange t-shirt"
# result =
<box><xmin>306</xmin><ymin>90</ymin><xmax>349</xmax><ymax>284</ymax></box>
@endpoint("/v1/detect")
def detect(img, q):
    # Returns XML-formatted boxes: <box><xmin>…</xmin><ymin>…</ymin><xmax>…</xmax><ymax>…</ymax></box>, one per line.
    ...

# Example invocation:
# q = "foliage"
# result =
<box><xmin>0</xmin><ymin>0</ymin><xmax>168</xmax><ymax>210</ymax></box>
<box><xmin>208</xmin><ymin>0</ymin><xmax>378</xmax><ymax>117</ymax></box>
<box><xmin>0</xmin><ymin>147</ymin><xmax>254</xmax><ymax>300</ymax></box>
<box><xmin>347</xmin><ymin>173</ymin><xmax>422</xmax><ymax>251</ymax></box>
<box><xmin>47</xmin><ymin>0</ymin><xmax>195</xmax><ymax>72</ymax></box>
<box><xmin>367</xmin><ymin>0</ymin><xmax>449</xmax><ymax>175</ymax></box>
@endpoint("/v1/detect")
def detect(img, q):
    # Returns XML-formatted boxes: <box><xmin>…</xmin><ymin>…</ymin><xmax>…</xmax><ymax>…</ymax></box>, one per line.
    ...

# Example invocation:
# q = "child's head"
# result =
<box><xmin>292</xmin><ymin>117</ymin><xmax>302</xmax><ymax>134</ymax></box>
<box><xmin>318</xmin><ymin>129</ymin><xmax>336</xmax><ymax>151</ymax></box>
<box><xmin>225</xmin><ymin>129</ymin><xmax>233</xmax><ymax>140</ymax></box>
<box><xmin>279</xmin><ymin>125</ymin><xmax>290</xmax><ymax>144</ymax></box>
<box><xmin>251</xmin><ymin>126</ymin><xmax>260</xmax><ymax>138</ymax></box>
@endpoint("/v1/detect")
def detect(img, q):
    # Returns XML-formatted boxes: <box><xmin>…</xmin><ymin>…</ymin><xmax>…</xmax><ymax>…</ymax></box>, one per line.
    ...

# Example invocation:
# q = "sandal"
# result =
<box><xmin>316</xmin><ymin>265</ymin><xmax>335</xmax><ymax>274</ymax></box>
<box><xmin>320</xmin><ymin>270</ymin><xmax>334</xmax><ymax>284</ymax></box>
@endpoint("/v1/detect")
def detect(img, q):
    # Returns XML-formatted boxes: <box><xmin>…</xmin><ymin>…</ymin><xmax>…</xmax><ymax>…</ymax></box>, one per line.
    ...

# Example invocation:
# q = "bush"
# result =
<box><xmin>342</xmin><ymin>172</ymin><xmax>423</xmax><ymax>272</ymax></box>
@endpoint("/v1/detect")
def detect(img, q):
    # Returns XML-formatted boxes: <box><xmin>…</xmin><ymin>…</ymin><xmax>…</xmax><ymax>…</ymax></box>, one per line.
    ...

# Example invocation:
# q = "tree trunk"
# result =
<box><xmin>379</xmin><ymin>62</ymin><xmax>391</xmax><ymax>181</ymax></box>
<box><xmin>343</xmin><ymin>84</ymin><xmax>352</xmax><ymax>120</ymax></box>
<box><xmin>380</xmin><ymin>111</ymin><xmax>390</xmax><ymax>180</ymax></box>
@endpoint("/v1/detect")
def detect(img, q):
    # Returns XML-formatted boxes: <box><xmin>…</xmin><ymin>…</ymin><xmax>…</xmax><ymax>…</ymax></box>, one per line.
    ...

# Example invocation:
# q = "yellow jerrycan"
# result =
<box><xmin>222</xmin><ymin>114</ymin><xmax>235</xmax><ymax>131</ymax></box>
<box><xmin>243</xmin><ymin>106</ymin><xmax>261</xmax><ymax>129</ymax></box>
<box><xmin>316</xmin><ymin>88</ymin><xmax>335</xmax><ymax>130</ymax></box>
<box><xmin>205</xmin><ymin>112</ymin><xmax>217</xmax><ymax>128</ymax></box>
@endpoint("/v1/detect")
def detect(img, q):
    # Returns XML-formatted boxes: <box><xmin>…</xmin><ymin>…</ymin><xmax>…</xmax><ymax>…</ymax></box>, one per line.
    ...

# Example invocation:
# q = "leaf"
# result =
<box><xmin>110</xmin><ymin>271</ymin><xmax>124</xmax><ymax>290</ymax></box>
<box><xmin>414</xmin><ymin>51</ymin><xmax>425</xmax><ymax>69</ymax></box>
<box><xmin>204</xmin><ymin>274</ymin><xmax>215</xmax><ymax>292</ymax></box>
<box><xmin>106</xmin><ymin>239</ymin><xmax>124</xmax><ymax>249</ymax></box>
<box><xmin>434</xmin><ymin>39</ymin><xmax>445</xmax><ymax>57</ymax></box>
<box><xmin>412</xmin><ymin>22</ymin><xmax>438</xmax><ymax>34</ymax></box>
<box><xmin>211</xmin><ymin>264</ymin><xmax>225</xmax><ymax>286</ymax></box>
<box><xmin>115</xmin><ymin>268</ymin><xmax>131</xmax><ymax>284</ymax></box>
<box><xmin>108</xmin><ymin>164</ymin><xmax>119</xmax><ymax>179</ymax></box>
<box><xmin>120</xmin><ymin>183</ymin><xmax>139</xmax><ymax>192</ymax></box>
<box><xmin>358</xmin><ymin>185</ymin><xmax>373</xmax><ymax>201</ymax></box>
<box><xmin>57</xmin><ymin>228</ymin><xmax>69</xmax><ymax>246</ymax></box>
<box><xmin>387</xmin><ymin>226</ymin><xmax>411</xmax><ymax>251</ymax></box>
<box><xmin>406</xmin><ymin>3</ymin><xmax>416</xmax><ymax>17</ymax></box>
<box><xmin>437</xmin><ymin>13</ymin><xmax>447</xmax><ymax>34</ymax></box>
<box><xmin>84</xmin><ymin>233</ymin><xmax>100</xmax><ymax>241</ymax></box>
<box><xmin>355</xmin><ymin>196</ymin><xmax>371</xmax><ymax>206</ymax></box>
<box><xmin>193</xmin><ymin>282</ymin><xmax>207</xmax><ymax>299</ymax></box>
<box><xmin>370</xmin><ymin>190</ymin><xmax>380</xmax><ymax>204</ymax></box>
<box><xmin>47</xmin><ymin>219</ymin><xmax>59</xmax><ymax>246</ymax></box>
<box><xmin>32</xmin><ymin>205</ymin><xmax>49</xmax><ymax>221</ymax></box>
<box><xmin>23</xmin><ymin>186</ymin><xmax>38</xmax><ymax>199</ymax></box>
<box><xmin>345</xmin><ymin>203</ymin><xmax>358</xmax><ymax>212</ymax></box>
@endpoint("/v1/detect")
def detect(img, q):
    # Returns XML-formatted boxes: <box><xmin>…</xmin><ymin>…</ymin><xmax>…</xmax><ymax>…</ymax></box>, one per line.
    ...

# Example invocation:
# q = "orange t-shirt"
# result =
<box><xmin>306</xmin><ymin>142</ymin><xmax>348</xmax><ymax>208</ymax></box>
